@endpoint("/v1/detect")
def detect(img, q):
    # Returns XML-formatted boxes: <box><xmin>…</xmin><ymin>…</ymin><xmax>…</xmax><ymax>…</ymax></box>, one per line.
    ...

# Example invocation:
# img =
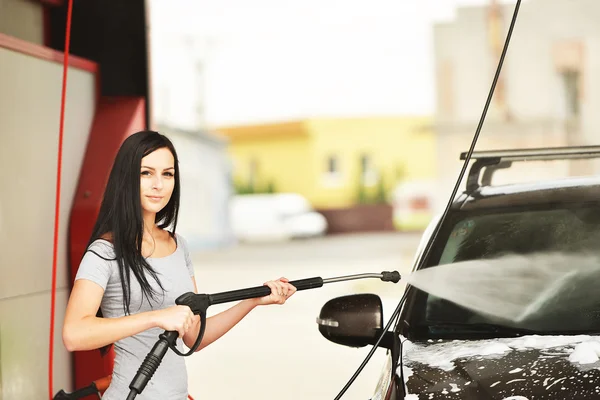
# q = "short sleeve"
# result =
<box><xmin>74</xmin><ymin>241</ymin><xmax>114</xmax><ymax>290</ymax></box>
<box><xmin>177</xmin><ymin>234</ymin><xmax>195</xmax><ymax>278</ymax></box>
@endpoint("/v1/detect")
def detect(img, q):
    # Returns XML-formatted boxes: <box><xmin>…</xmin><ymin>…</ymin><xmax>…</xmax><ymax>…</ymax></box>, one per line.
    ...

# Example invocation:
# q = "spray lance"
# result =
<box><xmin>125</xmin><ymin>270</ymin><xmax>401</xmax><ymax>400</ymax></box>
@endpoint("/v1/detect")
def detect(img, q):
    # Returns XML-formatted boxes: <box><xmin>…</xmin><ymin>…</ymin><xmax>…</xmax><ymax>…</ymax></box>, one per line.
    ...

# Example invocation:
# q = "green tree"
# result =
<box><xmin>374</xmin><ymin>171</ymin><xmax>387</xmax><ymax>204</ymax></box>
<box><xmin>233</xmin><ymin>177</ymin><xmax>277</xmax><ymax>195</ymax></box>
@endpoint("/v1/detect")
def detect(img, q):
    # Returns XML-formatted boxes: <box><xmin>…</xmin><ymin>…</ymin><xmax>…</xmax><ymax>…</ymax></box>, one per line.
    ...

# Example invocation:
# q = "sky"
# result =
<box><xmin>149</xmin><ymin>0</ymin><xmax>521</xmax><ymax>128</ymax></box>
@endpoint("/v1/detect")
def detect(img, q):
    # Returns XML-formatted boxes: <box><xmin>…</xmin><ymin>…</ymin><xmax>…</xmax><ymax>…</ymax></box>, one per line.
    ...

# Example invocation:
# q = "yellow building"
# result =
<box><xmin>216</xmin><ymin>116</ymin><xmax>436</xmax><ymax>210</ymax></box>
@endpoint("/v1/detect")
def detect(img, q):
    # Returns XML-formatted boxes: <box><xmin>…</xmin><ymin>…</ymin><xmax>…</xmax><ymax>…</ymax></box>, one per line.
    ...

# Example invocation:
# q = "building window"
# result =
<box><xmin>360</xmin><ymin>154</ymin><xmax>378</xmax><ymax>187</ymax></box>
<box><xmin>360</xmin><ymin>154</ymin><xmax>369</xmax><ymax>174</ymax></box>
<box><xmin>562</xmin><ymin>70</ymin><xmax>580</xmax><ymax>118</ymax></box>
<box><xmin>553</xmin><ymin>40</ymin><xmax>584</xmax><ymax>120</ymax></box>
<box><xmin>327</xmin><ymin>156</ymin><xmax>338</xmax><ymax>174</ymax></box>
<box><xmin>321</xmin><ymin>155</ymin><xmax>342</xmax><ymax>187</ymax></box>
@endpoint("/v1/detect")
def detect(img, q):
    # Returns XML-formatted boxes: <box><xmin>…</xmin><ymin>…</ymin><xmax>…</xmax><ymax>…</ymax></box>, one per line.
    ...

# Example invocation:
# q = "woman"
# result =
<box><xmin>62</xmin><ymin>130</ymin><xmax>296</xmax><ymax>399</ymax></box>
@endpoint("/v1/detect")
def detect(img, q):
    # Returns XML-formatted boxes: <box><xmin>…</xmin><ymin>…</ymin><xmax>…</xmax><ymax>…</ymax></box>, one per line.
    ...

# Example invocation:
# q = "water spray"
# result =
<box><xmin>405</xmin><ymin>252</ymin><xmax>600</xmax><ymax>325</ymax></box>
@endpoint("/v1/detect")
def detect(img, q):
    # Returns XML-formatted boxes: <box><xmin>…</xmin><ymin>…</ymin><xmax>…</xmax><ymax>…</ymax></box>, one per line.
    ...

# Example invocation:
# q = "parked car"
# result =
<box><xmin>391</xmin><ymin>180</ymin><xmax>436</xmax><ymax>232</ymax></box>
<box><xmin>317</xmin><ymin>147</ymin><xmax>600</xmax><ymax>399</ymax></box>
<box><xmin>229</xmin><ymin>193</ymin><xmax>327</xmax><ymax>242</ymax></box>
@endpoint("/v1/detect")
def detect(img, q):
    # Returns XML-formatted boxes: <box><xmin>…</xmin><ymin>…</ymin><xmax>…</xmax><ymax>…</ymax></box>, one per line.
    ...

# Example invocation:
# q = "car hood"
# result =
<box><xmin>402</xmin><ymin>334</ymin><xmax>600</xmax><ymax>399</ymax></box>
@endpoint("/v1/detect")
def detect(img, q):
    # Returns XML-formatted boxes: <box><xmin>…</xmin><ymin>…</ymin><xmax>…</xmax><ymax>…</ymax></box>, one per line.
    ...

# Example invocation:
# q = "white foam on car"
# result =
<box><xmin>402</xmin><ymin>334</ymin><xmax>598</xmax><ymax>372</ymax></box>
<box><xmin>398</xmin><ymin>335</ymin><xmax>600</xmax><ymax>397</ymax></box>
<box><xmin>568</xmin><ymin>341</ymin><xmax>600</xmax><ymax>364</ymax></box>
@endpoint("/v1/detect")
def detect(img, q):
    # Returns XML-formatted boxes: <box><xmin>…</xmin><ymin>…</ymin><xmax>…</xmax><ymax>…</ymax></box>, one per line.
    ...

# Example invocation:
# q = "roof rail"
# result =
<box><xmin>460</xmin><ymin>146</ymin><xmax>600</xmax><ymax>161</ymax></box>
<box><xmin>461</xmin><ymin>145</ymin><xmax>600</xmax><ymax>193</ymax></box>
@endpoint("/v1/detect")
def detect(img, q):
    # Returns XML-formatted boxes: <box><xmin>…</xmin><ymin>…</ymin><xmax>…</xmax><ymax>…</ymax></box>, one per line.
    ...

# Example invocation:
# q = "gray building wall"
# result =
<box><xmin>433</xmin><ymin>0</ymin><xmax>600</xmax><ymax>208</ymax></box>
<box><xmin>159</xmin><ymin>126</ymin><xmax>236</xmax><ymax>251</ymax></box>
<box><xmin>149</xmin><ymin>21</ymin><xmax>235</xmax><ymax>251</ymax></box>
<box><xmin>0</xmin><ymin>48</ymin><xmax>96</xmax><ymax>397</ymax></box>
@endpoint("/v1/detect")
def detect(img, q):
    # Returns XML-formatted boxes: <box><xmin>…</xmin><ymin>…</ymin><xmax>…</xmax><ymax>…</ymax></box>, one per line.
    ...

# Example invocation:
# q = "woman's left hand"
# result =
<box><xmin>256</xmin><ymin>277</ymin><xmax>297</xmax><ymax>306</ymax></box>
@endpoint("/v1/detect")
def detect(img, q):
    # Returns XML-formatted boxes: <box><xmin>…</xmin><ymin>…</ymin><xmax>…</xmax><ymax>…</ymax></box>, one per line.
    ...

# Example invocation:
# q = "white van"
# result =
<box><xmin>229</xmin><ymin>193</ymin><xmax>328</xmax><ymax>242</ymax></box>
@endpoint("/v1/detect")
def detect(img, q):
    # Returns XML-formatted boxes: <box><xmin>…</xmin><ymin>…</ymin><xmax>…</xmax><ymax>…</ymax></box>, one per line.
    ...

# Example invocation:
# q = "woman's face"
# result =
<box><xmin>139</xmin><ymin>147</ymin><xmax>176</xmax><ymax>215</ymax></box>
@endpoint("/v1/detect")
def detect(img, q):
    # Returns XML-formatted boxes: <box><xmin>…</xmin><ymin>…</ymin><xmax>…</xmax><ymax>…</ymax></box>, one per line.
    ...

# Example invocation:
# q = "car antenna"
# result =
<box><xmin>331</xmin><ymin>1</ymin><xmax>523</xmax><ymax>399</ymax></box>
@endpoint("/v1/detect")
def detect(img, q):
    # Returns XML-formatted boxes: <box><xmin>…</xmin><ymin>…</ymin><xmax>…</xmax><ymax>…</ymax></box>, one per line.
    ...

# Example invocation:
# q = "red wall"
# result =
<box><xmin>69</xmin><ymin>97</ymin><xmax>146</xmax><ymax>391</ymax></box>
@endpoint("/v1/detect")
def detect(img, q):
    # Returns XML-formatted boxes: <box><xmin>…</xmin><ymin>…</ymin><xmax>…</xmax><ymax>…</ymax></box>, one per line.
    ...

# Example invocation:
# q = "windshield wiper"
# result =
<box><xmin>425</xmin><ymin>321</ymin><xmax>600</xmax><ymax>337</ymax></box>
<box><xmin>425</xmin><ymin>321</ymin><xmax>537</xmax><ymax>335</ymax></box>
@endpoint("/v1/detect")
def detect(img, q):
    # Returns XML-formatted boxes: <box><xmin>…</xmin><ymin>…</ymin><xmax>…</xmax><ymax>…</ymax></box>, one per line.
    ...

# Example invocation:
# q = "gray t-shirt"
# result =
<box><xmin>75</xmin><ymin>233</ymin><xmax>196</xmax><ymax>400</ymax></box>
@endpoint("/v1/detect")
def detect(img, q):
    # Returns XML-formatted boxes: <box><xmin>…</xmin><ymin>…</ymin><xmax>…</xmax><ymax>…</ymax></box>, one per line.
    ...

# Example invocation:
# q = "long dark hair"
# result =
<box><xmin>87</xmin><ymin>130</ymin><xmax>181</xmax><ymax>317</ymax></box>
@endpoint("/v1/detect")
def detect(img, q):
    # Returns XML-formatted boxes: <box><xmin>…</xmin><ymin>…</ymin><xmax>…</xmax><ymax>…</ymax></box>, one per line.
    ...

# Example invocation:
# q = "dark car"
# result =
<box><xmin>317</xmin><ymin>147</ymin><xmax>600</xmax><ymax>400</ymax></box>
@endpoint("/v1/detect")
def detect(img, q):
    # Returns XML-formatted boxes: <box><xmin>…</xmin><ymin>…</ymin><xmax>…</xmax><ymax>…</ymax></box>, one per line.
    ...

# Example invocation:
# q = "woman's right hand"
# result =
<box><xmin>153</xmin><ymin>305</ymin><xmax>195</xmax><ymax>338</ymax></box>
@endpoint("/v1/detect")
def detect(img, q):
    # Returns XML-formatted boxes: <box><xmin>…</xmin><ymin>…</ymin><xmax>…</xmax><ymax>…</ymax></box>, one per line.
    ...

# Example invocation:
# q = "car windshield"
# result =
<box><xmin>416</xmin><ymin>204</ymin><xmax>600</xmax><ymax>337</ymax></box>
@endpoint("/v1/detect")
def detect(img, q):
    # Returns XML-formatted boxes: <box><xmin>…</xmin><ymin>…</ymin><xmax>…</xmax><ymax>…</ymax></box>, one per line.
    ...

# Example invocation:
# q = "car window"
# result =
<box><xmin>422</xmin><ymin>205</ymin><xmax>600</xmax><ymax>334</ymax></box>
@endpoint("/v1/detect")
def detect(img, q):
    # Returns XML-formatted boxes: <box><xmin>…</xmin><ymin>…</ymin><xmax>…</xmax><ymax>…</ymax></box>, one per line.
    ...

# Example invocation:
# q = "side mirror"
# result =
<box><xmin>317</xmin><ymin>293</ymin><xmax>393</xmax><ymax>349</ymax></box>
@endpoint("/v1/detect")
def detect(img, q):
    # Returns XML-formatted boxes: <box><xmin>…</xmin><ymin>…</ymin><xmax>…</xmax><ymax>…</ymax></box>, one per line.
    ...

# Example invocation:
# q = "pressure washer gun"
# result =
<box><xmin>126</xmin><ymin>271</ymin><xmax>401</xmax><ymax>400</ymax></box>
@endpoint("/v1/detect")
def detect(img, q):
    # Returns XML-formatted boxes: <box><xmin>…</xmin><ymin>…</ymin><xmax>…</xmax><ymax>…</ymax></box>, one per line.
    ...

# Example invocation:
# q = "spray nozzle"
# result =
<box><xmin>380</xmin><ymin>271</ymin><xmax>401</xmax><ymax>283</ymax></box>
